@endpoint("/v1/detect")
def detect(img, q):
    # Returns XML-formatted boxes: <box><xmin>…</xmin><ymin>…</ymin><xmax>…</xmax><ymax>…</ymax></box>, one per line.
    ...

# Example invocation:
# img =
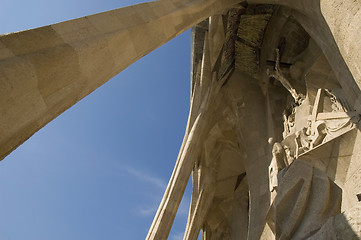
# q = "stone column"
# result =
<box><xmin>0</xmin><ymin>0</ymin><xmax>240</xmax><ymax>161</ymax></box>
<box><xmin>184</xmin><ymin>165</ymin><xmax>216</xmax><ymax>240</ymax></box>
<box><xmin>230</xmin><ymin>177</ymin><xmax>249</xmax><ymax>240</ymax></box>
<box><xmin>226</xmin><ymin>71</ymin><xmax>269</xmax><ymax>240</ymax></box>
<box><xmin>147</xmin><ymin>10</ymin><xmax>236</xmax><ymax>239</ymax></box>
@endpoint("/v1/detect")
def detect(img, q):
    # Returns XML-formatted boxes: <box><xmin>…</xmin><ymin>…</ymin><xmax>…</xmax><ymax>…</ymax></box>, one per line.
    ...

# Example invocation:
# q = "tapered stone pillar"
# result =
<box><xmin>146</xmin><ymin>7</ymin><xmax>235</xmax><ymax>239</ymax></box>
<box><xmin>0</xmin><ymin>0</ymin><xmax>239</xmax><ymax>161</ymax></box>
<box><xmin>184</xmin><ymin>166</ymin><xmax>216</xmax><ymax>240</ymax></box>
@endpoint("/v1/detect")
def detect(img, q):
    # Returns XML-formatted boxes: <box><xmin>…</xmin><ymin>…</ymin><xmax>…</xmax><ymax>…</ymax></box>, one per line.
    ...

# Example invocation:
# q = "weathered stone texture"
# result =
<box><xmin>1</xmin><ymin>0</ymin><xmax>361</xmax><ymax>239</ymax></box>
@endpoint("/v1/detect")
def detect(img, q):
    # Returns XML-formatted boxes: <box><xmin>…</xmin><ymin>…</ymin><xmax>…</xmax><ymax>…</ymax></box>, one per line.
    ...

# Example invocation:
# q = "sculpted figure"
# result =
<box><xmin>267</xmin><ymin>158</ymin><xmax>342</xmax><ymax>239</ymax></box>
<box><xmin>273</xmin><ymin>160</ymin><xmax>342</xmax><ymax>239</ymax></box>
<box><xmin>267</xmin><ymin>49</ymin><xmax>305</xmax><ymax>104</ymax></box>
<box><xmin>295</xmin><ymin>127</ymin><xmax>312</xmax><ymax>157</ymax></box>
<box><xmin>268</xmin><ymin>138</ymin><xmax>289</xmax><ymax>202</ymax></box>
<box><xmin>267</xmin><ymin>132</ymin><xmax>342</xmax><ymax>239</ymax></box>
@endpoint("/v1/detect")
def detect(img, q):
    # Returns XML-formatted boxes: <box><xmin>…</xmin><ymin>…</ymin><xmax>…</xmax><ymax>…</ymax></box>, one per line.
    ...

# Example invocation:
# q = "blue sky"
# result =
<box><xmin>0</xmin><ymin>1</ymin><xmax>195</xmax><ymax>239</ymax></box>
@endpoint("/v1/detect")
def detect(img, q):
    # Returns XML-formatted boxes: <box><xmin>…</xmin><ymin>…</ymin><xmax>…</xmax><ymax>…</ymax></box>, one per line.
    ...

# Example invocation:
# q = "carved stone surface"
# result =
<box><xmin>272</xmin><ymin>160</ymin><xmax>342</xmax><ymax>239</ymax></box>
<box><xmin>1</xmin><ymin>0</ymin><xmax>361</xmax><ymax>239</ymax></box>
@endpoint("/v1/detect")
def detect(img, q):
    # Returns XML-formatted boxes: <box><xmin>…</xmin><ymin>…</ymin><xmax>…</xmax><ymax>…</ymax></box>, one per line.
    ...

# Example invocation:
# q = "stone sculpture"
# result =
<box><xmin>272</xmin><ymin>159</ymin><xmax>342</xmax><ymax>239</ymax></box>
<box><xmin>268</xmin><ymin>138</ymin><xmax>288</xmax><ymax>201</ymax></box>
<box><xmin>1</xmin><ymin>0</ymin><xmax>361</xmax><ymax>239</ymax></box>
<box><xmin>267</xmin><ymin>49</ymin><xmax>302</xmax><ymax>103</ymax></box>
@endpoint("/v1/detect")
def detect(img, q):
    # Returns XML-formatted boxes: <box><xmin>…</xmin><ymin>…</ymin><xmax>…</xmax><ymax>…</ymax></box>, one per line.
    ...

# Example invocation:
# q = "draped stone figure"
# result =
<box><xmin>268</xmin><ymin>138</ymin><xmax>289</xmax><ymax>202</ymax></box>
<box><xmin>269</xmin><ymin>159</ymin><xmax>342</xmax><ymax>239</ymax></box>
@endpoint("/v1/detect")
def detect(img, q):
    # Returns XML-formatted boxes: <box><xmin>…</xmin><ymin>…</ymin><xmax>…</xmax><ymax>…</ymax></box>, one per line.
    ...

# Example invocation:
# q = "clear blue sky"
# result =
<box><xmin>0</xmin><ymin>1</ymin><xmax>194</xmax><ymax>239</ymax></box>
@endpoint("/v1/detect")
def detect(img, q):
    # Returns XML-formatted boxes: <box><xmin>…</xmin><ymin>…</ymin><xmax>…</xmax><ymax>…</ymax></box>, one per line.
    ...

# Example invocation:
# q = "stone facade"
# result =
<box><xmin>0</xmin><ymin>0</ymin><xmax>360</xmax><ymax>239</ymax></box>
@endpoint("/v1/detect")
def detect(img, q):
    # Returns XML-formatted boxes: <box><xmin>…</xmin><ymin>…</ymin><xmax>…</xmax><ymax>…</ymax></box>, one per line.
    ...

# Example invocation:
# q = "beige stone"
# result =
<box><xmin>1</xmin><ymin>0</ymin><xmax>361</xmax><ymax>239</ymax></box>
